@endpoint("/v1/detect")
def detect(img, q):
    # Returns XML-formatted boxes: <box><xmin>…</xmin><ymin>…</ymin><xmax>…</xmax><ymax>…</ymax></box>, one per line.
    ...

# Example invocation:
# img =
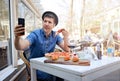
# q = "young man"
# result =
<box><xmin>14</xmin><ymin>11</ymin><xmax>70</xmax><ymax>81</ymax></box>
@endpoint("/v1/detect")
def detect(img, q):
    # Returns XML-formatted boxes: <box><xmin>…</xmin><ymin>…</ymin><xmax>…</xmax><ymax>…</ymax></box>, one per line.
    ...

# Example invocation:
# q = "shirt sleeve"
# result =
<box><xmin>26</xmin><ymin>32</ymin><xmax>37</xmax><ymax>45</ymax></box>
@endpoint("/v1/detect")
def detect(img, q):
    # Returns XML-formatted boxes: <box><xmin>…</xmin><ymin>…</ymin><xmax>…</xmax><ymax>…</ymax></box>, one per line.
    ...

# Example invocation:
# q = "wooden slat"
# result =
<box><xmin>44</xmin><ymin>59</ymin><xmax>90</xmax><ymax>66</ymax></box>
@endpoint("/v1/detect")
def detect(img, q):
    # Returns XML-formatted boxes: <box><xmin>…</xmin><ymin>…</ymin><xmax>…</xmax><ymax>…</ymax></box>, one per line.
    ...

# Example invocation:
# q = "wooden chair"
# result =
<box><xmin>19</xmin><ymin>51</ymin><xmax>31</xmax><ymax>81</ymax></box>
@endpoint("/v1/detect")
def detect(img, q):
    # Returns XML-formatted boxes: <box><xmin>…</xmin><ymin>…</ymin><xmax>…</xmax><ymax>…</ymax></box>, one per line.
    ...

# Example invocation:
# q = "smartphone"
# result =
<box><xmin>18</xmin><ymin>18</ymin><xmax>25</xmax><ymax>27</ymax></box>
<box><xmin>18</xmin><ymin>18</ymin><xmax>25</xmax><ymax>35</ymax></box>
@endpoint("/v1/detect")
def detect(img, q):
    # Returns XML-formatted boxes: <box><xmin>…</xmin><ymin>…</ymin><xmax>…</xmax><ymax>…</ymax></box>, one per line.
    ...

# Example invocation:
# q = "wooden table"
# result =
<box><xmin>30</xmin><ymin>56</ymin><xmax>120</xmax><ymax>81</ymax></box>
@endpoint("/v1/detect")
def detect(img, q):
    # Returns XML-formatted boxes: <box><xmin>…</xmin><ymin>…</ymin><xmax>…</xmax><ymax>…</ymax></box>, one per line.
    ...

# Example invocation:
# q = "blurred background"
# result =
<box><xmin>18</xmin><ymin>0</ymin><xmax>120</xmax><ymax>40</ymax></box>
<box><xmin>0</xmin><ymin>0</ymin><xmax>120</xmax><ymax>80</ymax></box>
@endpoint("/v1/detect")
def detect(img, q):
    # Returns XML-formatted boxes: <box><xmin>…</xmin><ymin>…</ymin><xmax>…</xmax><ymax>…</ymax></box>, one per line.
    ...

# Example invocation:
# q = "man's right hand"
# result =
<box><xmin>14</xmin><ymin>25</ymin><xmax>25</xmax><ymax>37</ymax></box>
<box><xmin>14</xmin><ymin>25</ymin><xmax>30</xmax><ymax>50</ymax></box>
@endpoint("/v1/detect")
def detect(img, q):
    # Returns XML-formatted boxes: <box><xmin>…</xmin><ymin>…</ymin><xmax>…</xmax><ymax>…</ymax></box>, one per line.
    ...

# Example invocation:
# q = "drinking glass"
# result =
<box><xmin>68</xmin><ymin>40</ymin><xmax>77</xmax><ymax>54</ymax></box>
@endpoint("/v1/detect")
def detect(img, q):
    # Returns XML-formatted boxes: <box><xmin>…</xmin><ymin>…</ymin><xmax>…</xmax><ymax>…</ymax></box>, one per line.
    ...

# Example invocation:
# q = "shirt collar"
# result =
<box><xmin>41</xmin><ymin>28</ymin><xmax>55</xmax><ymax>38</ymax></box>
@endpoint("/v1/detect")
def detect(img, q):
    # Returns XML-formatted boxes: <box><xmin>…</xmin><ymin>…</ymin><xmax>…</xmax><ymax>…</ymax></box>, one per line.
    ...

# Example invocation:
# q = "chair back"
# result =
<box><xmin>19</xmin><ymin>50</ymin><xmax>31</xmax><ymax>81</ymax></box>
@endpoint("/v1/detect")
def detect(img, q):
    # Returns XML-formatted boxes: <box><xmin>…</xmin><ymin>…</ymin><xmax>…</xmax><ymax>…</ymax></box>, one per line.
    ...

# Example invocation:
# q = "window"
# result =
<box><xmin>0</xmin><ymin>0</ymin><xmax>11</xmax><ymax>70</ymax></box>
<box><xmin>18</xmin><ymin>2</ymin><xmax>41</xmax><ymax>34</ymax></box>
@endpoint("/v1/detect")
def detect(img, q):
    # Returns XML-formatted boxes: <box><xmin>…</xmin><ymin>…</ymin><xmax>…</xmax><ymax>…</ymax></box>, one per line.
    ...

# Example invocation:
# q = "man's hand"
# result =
<box><xmin>55</xmin><ymin>28</ymin><xmax>69</xmax><ymax>37</ymax></box>
<box><xmin>57</xmin><ymin>28</ymin><xmax>65</xmax><ymax>33</ymax></box>
<box><xmin>14</xmin><ymin>25</ymin><xmax>25</xmax><ymax>37</ymax></box>
<box><xmin>14</xmin><ymin>25</ymin><xmax>27</xmax><ymax>50</ymax></box>
<box><xmin>61</xmin><ymin>29</ymin><xmax>69</xmax><ymax>38</ymax></box>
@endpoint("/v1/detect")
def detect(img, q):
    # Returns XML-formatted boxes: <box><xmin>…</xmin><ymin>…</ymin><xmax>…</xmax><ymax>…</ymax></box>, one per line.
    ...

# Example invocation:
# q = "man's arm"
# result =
<box><xmin>14</xmin><ymin>25</ymin><xmax>30</xmax><ymax>50</ymax></box>
<box><xmin>14</xmin><ymin>36</ymin><xmax>30</xmax><ymax>50</ymax></box>
<box><xmin>58</xmin><ymin>30</ymin><xmax>70</xmax><ymax>52</ymax></box>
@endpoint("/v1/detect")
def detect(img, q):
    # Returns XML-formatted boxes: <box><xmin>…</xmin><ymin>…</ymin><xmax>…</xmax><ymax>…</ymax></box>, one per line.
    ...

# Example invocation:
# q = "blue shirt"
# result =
<box><xmin>26</xmin><ymin>28</ymin><xmax>63</xmax><ymax>59</ymax></box>
<box><xmin>26</xmin><ymin>28</ymin><xmax>63</xmax><ymax>80</ymax></box>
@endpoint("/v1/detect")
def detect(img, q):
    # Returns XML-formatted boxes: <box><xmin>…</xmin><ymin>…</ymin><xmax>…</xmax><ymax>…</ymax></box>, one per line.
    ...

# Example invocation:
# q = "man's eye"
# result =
<box><xmin>48</xmin><ymin>21</ymin><xmax>52</xmax><ymax>24</ymax></box>
<box><xmin>44</xmin><ymin>20</ymin><xmax>47</xmax><ymax>23</ymax></box>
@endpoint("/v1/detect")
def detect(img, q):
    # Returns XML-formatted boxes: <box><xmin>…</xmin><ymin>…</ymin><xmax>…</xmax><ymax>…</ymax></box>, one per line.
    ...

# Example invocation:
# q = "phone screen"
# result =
<box><xmin>18</xmin><ymin>18</ymin><xmax>25</xmax><ymax>27</ymax></box>
<box><xmin>18</xmin><ymin>18</ymin><xmax>25</xmax><ymax>35</ymax></box>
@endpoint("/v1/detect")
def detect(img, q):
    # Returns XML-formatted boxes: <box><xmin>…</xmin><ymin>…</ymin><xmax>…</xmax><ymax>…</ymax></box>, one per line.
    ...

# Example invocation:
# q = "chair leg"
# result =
<box><xmin>26</xmin><ymin>76</ymin><xmax>31</xmax><ymax>81</ymax></box>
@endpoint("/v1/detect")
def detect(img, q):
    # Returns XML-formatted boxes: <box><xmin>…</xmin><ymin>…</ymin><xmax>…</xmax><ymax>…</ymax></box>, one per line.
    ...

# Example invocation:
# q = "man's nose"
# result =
<box><xmin>45</xmin><ymin>22</ymin><xmax>49</xmax><ymax>25</ymax></box>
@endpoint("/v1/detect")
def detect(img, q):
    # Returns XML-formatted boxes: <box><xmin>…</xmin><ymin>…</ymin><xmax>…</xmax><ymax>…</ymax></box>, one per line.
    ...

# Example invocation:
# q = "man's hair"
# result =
<box><xmin>42</xmin><ymin>11</ymin><xmax>58</xmax><ymax>26</ymax></box>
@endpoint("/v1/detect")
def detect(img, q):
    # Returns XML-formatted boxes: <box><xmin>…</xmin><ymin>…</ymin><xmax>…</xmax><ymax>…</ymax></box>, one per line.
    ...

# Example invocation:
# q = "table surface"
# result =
<box><xmin>30</xmin><ymin>56</ymin><xmax>120</xmax><ymax>81</ymax></box>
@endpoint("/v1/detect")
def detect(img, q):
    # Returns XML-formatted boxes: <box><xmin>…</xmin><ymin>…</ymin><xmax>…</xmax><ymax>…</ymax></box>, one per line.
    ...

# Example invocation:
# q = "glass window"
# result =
<box><xmin>0</xmin><ymin>0</ymin><xmax>11</xmax><ymax>70</ymax></box>
<box><xmin>25</xmin><ymin>7</ymin><xmax>35</xmax><ymax>33</ymax></box>
<box><xmin>18</xmin><ymin>2</ymin><xmax>41</xmax><ymax>35</ymax></box>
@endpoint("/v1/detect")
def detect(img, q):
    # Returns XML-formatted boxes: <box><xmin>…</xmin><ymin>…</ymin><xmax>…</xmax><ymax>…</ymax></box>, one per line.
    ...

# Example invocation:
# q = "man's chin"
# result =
<box><xmin>44</xmin><ymin>29</ymin><xmax>51</xmax><ymax>33</ymax></box>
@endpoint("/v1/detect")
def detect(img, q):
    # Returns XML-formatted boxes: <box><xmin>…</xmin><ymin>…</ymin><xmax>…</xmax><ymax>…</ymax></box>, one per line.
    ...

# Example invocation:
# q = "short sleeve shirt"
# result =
<box><xmin>26</xmin><ymin>28</ymin><xmax>63</xmax><ymax>59</ymax></box>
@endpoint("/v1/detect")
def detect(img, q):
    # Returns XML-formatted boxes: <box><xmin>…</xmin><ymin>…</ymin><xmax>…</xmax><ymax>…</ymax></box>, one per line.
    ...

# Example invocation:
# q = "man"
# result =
<box><xmin>14</xmin><ymin>11</ymin><xmax>70</xmax><ymax>81</ymax></box>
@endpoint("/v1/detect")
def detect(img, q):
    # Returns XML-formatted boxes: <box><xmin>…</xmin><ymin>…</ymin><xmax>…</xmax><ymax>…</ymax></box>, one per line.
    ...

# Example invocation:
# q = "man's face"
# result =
<box><xmin>43</xmin><ymin>17</ymin><xmax>55</xmax><ymax>33</ymax></box>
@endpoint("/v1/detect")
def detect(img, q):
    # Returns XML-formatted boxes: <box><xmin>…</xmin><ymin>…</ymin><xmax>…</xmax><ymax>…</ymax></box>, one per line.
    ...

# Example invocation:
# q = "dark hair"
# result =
<box><xmin>42</xmin><ymin>11</ymin><xmax>58</xmax><ymax>26</ymax></box>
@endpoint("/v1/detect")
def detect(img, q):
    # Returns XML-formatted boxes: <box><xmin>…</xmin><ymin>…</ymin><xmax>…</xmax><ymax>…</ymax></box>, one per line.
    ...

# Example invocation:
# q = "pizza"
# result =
<box><xmin>45</xmin><ymin>52</ymin><xmax>79</xmax><ymax>62</ymax></box>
